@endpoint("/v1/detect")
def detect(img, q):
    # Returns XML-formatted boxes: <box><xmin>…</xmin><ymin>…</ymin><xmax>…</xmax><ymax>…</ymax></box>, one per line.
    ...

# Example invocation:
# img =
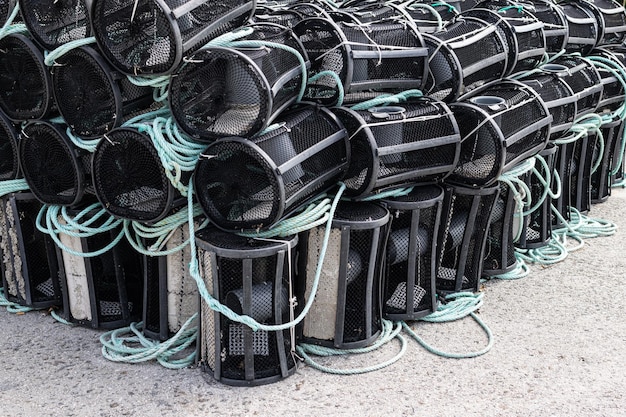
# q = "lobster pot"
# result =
<box><xmin>90</xmin><ymin>0</ymin><xmax>256</xmax><ymax>75</ymax></box>
<box><xmin>51</xmin><ymin>45</ymin><xmax>155</xmax><ymax>138</ymax></box>
<box><xmin>142</xmin><ymin>225</ymin><xmax>199</xmax><ymax>341</ymax></box>
<box><xmin>92</xmin><ymin>127</ymin><xmax>187</xmax><ymax>222</ymax></box>
<box><xmin>0</xmin><ymin>33</ymin><xmax>55</xmax><ymax>121</ymax></box>
<box><xmin>0</xmin><ymin>193</ymin><xmax>62</xmax><ymax>309</ymax></box>
<box><xmin>299</xmin><ymin>201</ymin><xmax>390</xmax><ymax>348</ymax></box>
<box><xmin>401</xmin><ymin>1</ymin><xmax>459</xmax><ymax>33</ymax></box>
<box><xmin>18</xmin><ymin>121</ymin><xmax>92</xmax><ymax>206</ymax></box>
<box><xmin>587</xmin><ymin>0</ymin><xmax>626</xmax><ymax>45</ymax></box>
<box><xmin>561</xmin><ymin>0</ymin><xmax>603</xmax><ymax>55</ymax></box>
<box><xmin>195</xmin><ymin>226</ymin><xmax>298</xmax><ymax>386</ymax></box>
<box><xmin>169</xmin><ymin>23</ymin><xmax>309</xmax><ymax>141</ymax></box>
<box><xmin>436</xmin><ymin>183</ymin><xmax>499</xmax><ymax>293</ymax></box>
<box><xmin>543</xmin><ymin>56</ymin><xmax>602</xmax><ymax>119</ymax></box>
<box><xmin>447</xmin><ymin>79</ymin><xmax>552</xmax><ymax>187</ymax></box>
<box><xmin>293</xmin><ymin>16</ymin><xmax>428</xmax><ymax>96</ymax></box>
<box><xmin>0</xmin><ymin>110</ymin><xmax>19</xmax><ymax>181</ymax></box>
<box><xmin>522</xmin><ymin>0</ymin><xmax>569</xmax><ymax>54</ymax></box>
<box><xmin>18</xmin><ymin>0</ymin><xmax>91</xmax><ymax>50</ymax></box>
<box><xmin>462</xmin><ymin>5</ymin><xmax>546</xmax><ymax>75</ymax></box>
<box><xmin>194</xmin><ymin>105</ymin><xmax>349</xmax><ymax>232</ymax></box>
<box><xmin>591</xmin><ymin>117</ymin><xmax>623</xmax><ymax>203</ymax></box>
<box><xmin>380</xmin><ymin>185</ymin><xmax>443</xmax><ymax>321</ymax></box>
<box><xmin>519</xmin><ymin>70</ymin><xmax>577</xmax><ymax>141</ymax></box>
<box><xmin>422</xmin><ymin>16</ymin><xmax>509</xmax><ymax>102</ymax></box>
<box><xmin>590</xmin><ymin>48</ymin><xmax>626</xmax><ymax>116</ymax></box>
<box><xmin>329</xmin><ymin>4</ymin><xmax>409</xmax><ymax>24</ymax></box>
<box><xmin>517</xmin><ymin>143</ymin><xmax>558</xmax><ymax>249</ymax></box>
<box><xmin>56</xmin><ymin>208</ymin><xmax>143</xmax><ymax>329</ymax></box>
<box><xmin>333</xmin><ymin>96</ymin><xmax>461</xmax><ymax>199</ymax></box>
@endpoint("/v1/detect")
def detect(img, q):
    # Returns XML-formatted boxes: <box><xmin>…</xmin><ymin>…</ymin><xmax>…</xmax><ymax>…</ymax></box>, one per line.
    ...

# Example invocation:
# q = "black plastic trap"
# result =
<box><xmin>589</xmin><ymin>47</ymin><xmax>626</xmax><ymax>117</ymax></box>
<box><xmin>561</xmin><ymin>0</ymin><xmax>603</xmax><ymax>55</ymax></box>
<box><xmin>401</xmin><ymin>1</ymin><xmax>459</xmax><ymax>33</ymax></box>
<box><xmin>521</xmin><ymin>0</ymin><xmax>569</xmax><ymax>54</ymax></box>
<box><xmin>0</xmin><ymin>109</ymin><xmax>20</xmax><ymax>181</ymax></box>
<box><xmin>586</xmin><ymin>0</ymin><xmax>626</xmax><ymax>45</ymax></box>
<box><xmin>591</xmin><ymin>117</ymin><xmax>623</xmax><ymax>204</ymax></box>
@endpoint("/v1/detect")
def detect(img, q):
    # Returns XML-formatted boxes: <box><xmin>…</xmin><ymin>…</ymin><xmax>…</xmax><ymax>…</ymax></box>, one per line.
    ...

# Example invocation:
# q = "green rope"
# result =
<box><xmin>515</xmin><ymin>237</ymin><xmax>570</xmax><ymax>265</ymax></box>
<box><xmin>100</xmin><ymin>313</ymin><xmax>198</xmax><ymax>369</ymax></box>
<box><xmin>497</xmin><ymin>157</ymin><xmax>535</xmax><ymax>243</ymax></box>
<box><xmin>295</xmin><ymin>319</ymin><xmax>408</xmax><ymax>375</ymax></box>
<box><xmin>307</xmin><ymin>70</ymin><xmax>345</xmax><ymax>107</ymax></box>
<box><xmin>566</xmin><ymin>207</ymin><xmax>617</xmax><ymax>239</ymax></box>
<box><xmin>50</xmin><ymin>309</ymin><xmax>75</xmax><ymax>326</ymax></box>
<box><xmin>44</xmin><ymin>37</ymin><xmax>97</xmax><ymax>67</ymax></box>
<box><xmin>406</xmin><ymin>2</ymin><xmax>444</xmax><ymax>31</ymax></box>
<box><xmin>0</xmin><ymin>3</ymin><xmax>26</xmax><ymax>39</ymax></box>
<box><xmin>0</xmin><ymin>178</ymin><xmax>29</xmax><ymax>198</ymax></box>
<box><xmin>402</xmin><ymin>292</ymin><xmax>494</xmax><ymax>358</ymax></box>
<box><xmin>65</xmin><ymin>128</ymin><xmax>100</xmax><ymax>153</ymax></box>
<box><xmin>489</xmin><ymin>257</ymin><xmax>530</xmax><ymax>280</ymax></box>
<box><xmin>0</xmin><ymin>287</ymin><xmax>33</xmax><ymax>313</ymax></box>
<box><xmin>350</xmin><ymin>89</ymin><xmax>424</xmax><ymax>111</ymax></box>
<box><xmin>357</xmin><ymin>186</ymin><xmax>415</xmax><ymax>201</ymax></box>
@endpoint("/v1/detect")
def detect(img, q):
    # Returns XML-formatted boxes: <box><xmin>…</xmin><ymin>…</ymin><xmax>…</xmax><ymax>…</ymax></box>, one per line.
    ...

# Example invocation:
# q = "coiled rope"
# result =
<box><xmin>0</xmin><ymin>287</ymin><xmax>33</xmax><ymax>313</ymax></box>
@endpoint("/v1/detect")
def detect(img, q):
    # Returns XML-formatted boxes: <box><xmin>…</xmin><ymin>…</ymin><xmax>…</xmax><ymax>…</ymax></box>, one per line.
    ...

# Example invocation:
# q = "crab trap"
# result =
<box><xmin>0</xmin><ymin>33</ymin><xmax>55</xmax><ymax>121</ymax></box>
<box><xmin>586</xmin><ymin>0</ymin><xmax>626</xmax><ymax>45</ymax></box>
<box><xmin>51</xmin><ymin>45</ymin><xmax>155</xmax><ymax>138</ymax></box>
<box><xmin>193</xmin><ymin>104</ymin><xmax>349</xmax><ymax>232</ymax></box>
<box><xmin>56</xmin><ymin>207</ymin><xmax>143</xmax><ymax>329</ymax></box>
<box><xmin>422</xmin><ymin>14</ymin><xmax>509</xmax><ymax>103</ymax></box>
<box><xmin>521</xmin><ymin>0</ymin><xmax>569</xmax><ymax>55</ymax></box>
<box><xmin>142</xmin><ymin>225</ymin><xmax>199</xmax><ymax>341</ymax></box>
<box><xmin>195</xmin><ymin>225</ymin><xmax>298</xmax><ymax>386</ymax></box>
<box><xmin>0</xmin><ymin>192</ymin><xmax>62</xmax><ymax>309</ymax></box>
<box><xmin>169</xmin><ymin>22</ymin><xmax>309</xmax><ymax>141</ymax></box>
<box><xmin>299</xmin><ymin>201</ymin><xmax>389</xmax><ymax>349</ymax></box>
<box><xmin>380</xmin><ymin>185</ymin><xmax>443</xmax><ymax>321</ymax></box>
<box><xmin>446</xmin><ymin>79</ymin><xmax>552</xmax><ymax>188</ymax></box>
<box><xmin>332</xmin><ymin>95</ymin><xmax>461</xmax><ymax>199</ymax></box>
<box><xmin>400</xmin><ymin>0</ymin><xmax>459</xmax><ymax>34</ymax></box>
<box><xmin>18</xmin><ymin>0</ymin><xmax>91</xmax><ymax>50</ymax></box>
<box><xmin>0</xmin><ymin>109</ymin><xmax>19</xmax><ymax>181</ymax></box>
<box><xmin>18</xmin><ymin>121</ymin><xmax>93</xmax><ymax>206</ymax></box>
<box><xmin>90</xmin><ymin>0</ymin><xmax>256</xmax><ymax>75</ymax></box>
<box><xmin>436</xmin><ymin>183</ymin><xmax>499</xmax><ymax>293</ymax></box>
<box><xmin>590</xmin><ymin>48</ymin><xmax>626</xmax><ymax>117</ymax></box>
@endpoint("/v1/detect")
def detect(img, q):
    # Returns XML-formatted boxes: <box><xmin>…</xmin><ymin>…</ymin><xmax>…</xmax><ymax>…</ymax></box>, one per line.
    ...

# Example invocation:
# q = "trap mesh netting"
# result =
<box><xmin>520</xmin><ymin>0</ymin><xmax>569</xmax><ymax>54</ymax></box>
<box><xmin>561</xmin><ymin>0</ymin><xmax>603</xmax><ymax>55</ymax></box>
<box><xmin>0</xmin><ymin>110</ymin><xmax>19</xmax><ymax>181</ymax></box>
<box><xmin>169</xmin><ymin>23</ymin><xmax>308</xmax><ymax>141</ymax></box>
<box><xmin>90</xmin><ymin>0</ymin><xmax>255</xmax><ymax>75</ymax></box>
<box><xmin>18</xmin><ymin>0</ymin><xmax>91</xmax><ymax>50</ymax></box>
<box><xmin>52</xmin><ymin>45</ymin><xmax>155</xmax><ymax>138</ymax></box>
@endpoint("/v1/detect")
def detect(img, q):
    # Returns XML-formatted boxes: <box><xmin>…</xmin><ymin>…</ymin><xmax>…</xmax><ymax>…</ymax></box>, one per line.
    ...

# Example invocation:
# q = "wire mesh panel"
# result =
<box><xmin>519</xmin><ymin>69</ymin><xmax>578</xmax><ymax>141</ymax></box>
<box><xmin>0</xmin><ymin>192</ymin><xmax>62</xmax><ymax>309</ymax></box>
<box><xmin>0</xmin><ymin>33</ymin><xmax>55</xmax><ymax>121</ymax></box>
<box><xmin>194</xmin><ymin>104</ymin><xmax>349</xmax><ymax>232</ymax></box>
<box><xmin>381</xmin><ymin>185</ymin><xmax>443</xmax><ymax>320</ymax></box>
<box><xmin>299</xmin><ymin>201</ymin><xmax>389</xmax><ymax>348</ymax></box>
<box><xmin>170</xmin><ymin>23</ymin><xmax>309</xmax><ymax>141</ymax></box>
<box><xmin>335</xmin><ymin>96</ymin><xmax>460</xmax><ymax>198</ymax></box>
<box><xmin>517</xmin><ymin>143</ymin><xmax>557</xmax><ymax>249</ymax></box>
<box><xmin>561</xmin><ymin>0</ymin><xmax>602</xmax><ymax>55</ymax></box>
<box><xmin>293</xmin><ymin>16</ymin><xmax>429</xmax><ymax>96</ymax></box>
<box><xmin>482</xmin><ymin>180</ymin><xmax>518</xmax><ymax>277</ymax></box>
<box><xmin>521</xmin><ymin>0</ymin><xmax>569</xmax><ymax>54</ymax></box>
<box><xmin>18</xmin><ymin>0</ymin><xmax>91</xmax><ymax>50</ymax></box>
<box><xmin>587</xmin><ymin>0</ymin><xmax>626</xmax><ymax>45</ymax></box>
<box><xmin>90</xmin><ymin>0</ymin><xmax>256</xmax><ymax>75</ymax></box>
<box><xmin>436</xmin><ymin>183</ymin><xmax>499</xmax><ymax>293</ymax></box>
<box><xmin>447</xmin><ymin>79</ymin><xmax>552</xmax><ymax>187</ymax></box>
<box><xmin>56</xmin><ymin>208</ymin><xmax>143</xmax><ymax>329</ymax></box>
<box><xmin>196</xmin><ymin>226</ymin><xmax>298</xmax><ymax>386</ymax></box>
<box><xmin>19</xmin><ymin>121</ymin><xmax>92</xmax><ymax>206</ymax></box>
<box><xmin>591</xmin><ymin>117</ymin><xmax>623</xmax><ymax>203</ymax></box>
<box><xmin>52</xmin><ymin>45</ymin><xmax>155</xmax><ymax>138</ymax></box>
<box><xmin>422</xmin><ymin>15</ymin><xmax>509</xmax><ymax>102</ymax></box>
<box><xmin>142</xmin><ymin>224</ymin><xmax>199</xmax><ymax>341</ymax></box>
<box><xmin>0</xmin><ymin>109</ymin><xmax>19</xmax><ymax>181</ymax></box>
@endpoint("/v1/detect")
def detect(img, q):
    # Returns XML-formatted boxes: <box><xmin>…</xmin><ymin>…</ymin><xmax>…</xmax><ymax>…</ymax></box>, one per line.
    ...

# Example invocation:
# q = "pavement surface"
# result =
<box><xmin>1</xmin><ymin>188</ymin><xmax>626</xmax><ymax>417</ymax></box>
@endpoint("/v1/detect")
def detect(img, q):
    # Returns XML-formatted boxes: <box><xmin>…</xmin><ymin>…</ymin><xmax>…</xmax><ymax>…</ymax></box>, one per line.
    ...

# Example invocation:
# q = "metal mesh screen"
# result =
<box><xmin>91</xmin><ymin>0</ymin><xmax>255</xmax><ymax>75</ymax></box>
<box><xmin>0</xmin><ymin>34</ymin><xmax>54</xmax><ymax>121</ymax></box>
<box><xmin>92</xmin><ymin>128</ymin><xmax>173</xmax><ymax>222</ymax></box>
<box><xmin>18</xmin><ymin>0</ymin><xmax>91</xmax><ymax>50</ymax></box>
<box><xmin>0</xmin><ymin>110</ymin><xmax>19</xmax><ymax>180</ymax></box>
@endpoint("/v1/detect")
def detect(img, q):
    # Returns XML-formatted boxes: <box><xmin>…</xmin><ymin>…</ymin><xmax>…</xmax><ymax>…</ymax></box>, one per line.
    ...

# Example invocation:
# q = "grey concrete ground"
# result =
<box><xmin>1</xmin><ymin>189</ymin><xmax>626</xmax><ymax>417</ymax></box>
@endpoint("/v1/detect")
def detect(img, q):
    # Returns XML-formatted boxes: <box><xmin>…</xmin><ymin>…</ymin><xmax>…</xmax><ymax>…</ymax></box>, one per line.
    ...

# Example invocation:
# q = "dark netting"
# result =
<box><xmin>401</xmin><ymin>1</ymin><xmax>459</xmax><ymax>33</ymax></box>
<box><xmin>436</xmin><ymin>184</ymin><xmax>499</xmax><ymax>293</ymax></box>
<box><xmin>464</xmin><ymin>4</ymin><xmax>546</xmax><ymax>75</ymax></box>
<box><xmin>423</xmin><ymin>16</ymin><xmax>509</xmax><ymax>102</ymax></box>
<box><xmin>92</xmin><ymin>127</ymin><xmax>174</xmax><ymax>222</ymax></box>
<box><xmin>483</xmin><ymin>181</ymin><xmax>518</xmax><ymax>276</ymax></box>
<box><xmin>0</xmin><ymin>0</ymin><xmax>17</xmax><ymax>27</ymax></box>
<box><xmin>546</xmin><ymin>55</ymin><xmax>602</xmax><ymax>119</ymax></box>
<box><xmin>195</xmin><ymin>226</ymin><xmax>297</xmax><ymax>386</ymax></box>
<box><xmin>334</xmin><ymin>96</ymin><xmax>461</xmax><ymax>198</ymax></box>
<box><xmin>19</xmin><ymin>121</ymin><xmax>90</xmax><ymax>206</ymax></box>
<box><xmin>519</xmin><ymin>70</ymin><xmax>578</xmax><ymax>140</ymax></box>
<box><xmin>569</xmin><ymin>130</ymin><xmax>597</xmax><ymax>214</ymax></box>
<box><xmin>90</xmin><ymin>0</ymin><xmax>255</xmax><ymax>75</ymax></box>
<box><xmin>522</xmin><ymin>0</ymin><xmax>569</xmax><ymax>54</ymax></box>
<box><xmin>170</xmin><ymin>23</ymin><xmax>308</xmax><ymax>141</ymax></box>
<box><xmin>142</xmin><ymin>254</ymin><xmax>164</xmax><ymax>339</ymax></box>
<box><xmin>52</xmin><ymin>45</ymin><xmax>154</xmax><ymax>138</ymax></box>
<box><xmin>561</xmin><ymin>0</ymin><xmax>601</xmax><ymax>55</ymax></box>
<box><xmin>194</xmin><ymin>105</ymin><xmax>349</xmax><ymax>232</ymax></box>
<box><xmin>330</xmin><ymin>3</ymin><xmax>408</xmax><ymax>24</ymax></box>
<box><xmin>1</xmin><ymin>193</ymin><xmax>61</xmax><ymax>308</ymax></box>
<box><xmin>299</xmin><ymin>200</ymin><xmax>388</xmax><ymax>348</ymax></box>
<box><xmin>589</xmin><ymin>48</ymin><xmax>626</xmax><ymax>116</ymax></box>
<box><xmin>252</xmin><ymin>5</ymin><xmax>307</xmax><ymax>27</ymax></box>
<box><xmin>381</xmin><ymin>185</ymin><xmax>443</xmax><ymax>320</ymax></box>
<box><xmin>517</xmin><ymin>143</ymin><xmax>557</xmax><ymax>249</ymax></box>
<box><xmin>0</xmin><ymin>33</ymin><xmax>54</xmax><ymax>121</ymax></box>
<box><xmin>591</xmin><ymin>118</ymin><xmax>622</xmax><ymax>203</ymax></box>
<box><xmin>0</xmin><ymin>110</ymin><xmax>19</xmax><ymax>180</ymax></box>
<box><xmin>587</xmin><ymin>0</ymin><xmax>626</xmax><ymax>45</ymax></box>
<box><xmin>552</xmin><ymin>139</ymin><xmax>575</xmax><ymax>228</ymax></box>
<box><xmin>18</xmin><ymin>0</ymin><xmax>90</xmax><ymax>50</ymax></box>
